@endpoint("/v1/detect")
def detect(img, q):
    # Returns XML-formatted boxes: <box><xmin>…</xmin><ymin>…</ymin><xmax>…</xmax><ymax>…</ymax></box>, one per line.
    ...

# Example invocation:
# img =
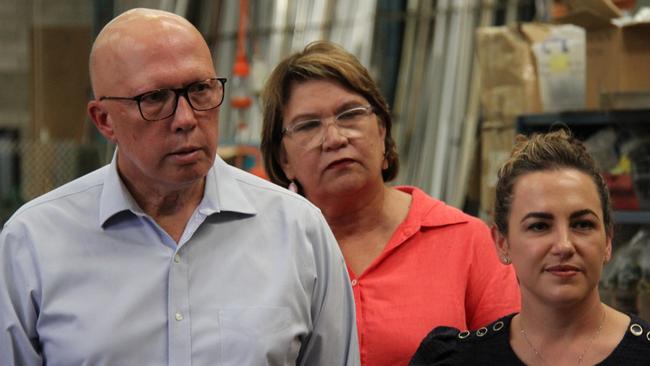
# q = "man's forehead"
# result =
<box><xmin>100</xmin><ymin>9</ymin><xmax>192</xmax><ymax>41</ymax></box>
<box><xmin>89</xmin><ymin>8</ymin><xmax>211</xmax><ymax>96</ymax></box>
<box><xmin>92</xmin><ymin>8</ymin><xmax>202</xmax><ymax>68</ymax></box>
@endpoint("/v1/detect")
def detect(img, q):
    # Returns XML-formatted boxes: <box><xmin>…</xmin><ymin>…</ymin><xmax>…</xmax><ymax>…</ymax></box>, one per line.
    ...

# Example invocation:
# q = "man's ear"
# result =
<box><xmin>491</xmin><ymin>225</ymin><xmax>511</xmax><ymax>264</ymax></box>
<box><xmin>87</xmin><ymin>100</ymin><xmax>116</xmax><ymax>143</ymax></box>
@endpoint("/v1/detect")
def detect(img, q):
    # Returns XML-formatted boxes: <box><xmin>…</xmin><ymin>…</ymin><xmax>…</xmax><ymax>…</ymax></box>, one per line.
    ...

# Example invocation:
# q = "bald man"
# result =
<box><xmin>0</xmin><ymin>8</ymin><xmax>359</xmax><ymax>365</ymax></box>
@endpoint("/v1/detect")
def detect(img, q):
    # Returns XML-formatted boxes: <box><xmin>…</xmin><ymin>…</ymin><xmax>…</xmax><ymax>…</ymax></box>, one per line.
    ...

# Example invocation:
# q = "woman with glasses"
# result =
<box><xmin>410</xmin><ymin>130</ymin><xmax>650</xmax><ymax>365</ymax></box>
<box><xmin>260</xmin><ymin>40</ymin><xmax>520</xmax><ymax>366</ymax></box>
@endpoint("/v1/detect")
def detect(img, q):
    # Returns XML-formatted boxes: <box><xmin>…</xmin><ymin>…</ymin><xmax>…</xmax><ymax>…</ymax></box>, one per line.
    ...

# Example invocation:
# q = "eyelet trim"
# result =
<box><xmin>476</xmin><ymin>327</ymin><xmax>488</xmax><ymax>337</ymax></box>
<box><xmin>492</xmin><ymin>321</ymin><xmax>504</xmax><ymax>331</ymax></box>
<box><xmin>458</xmin><ymin>330</ymin><xmax>471</xmax><ymax>339</ymax></box>
<box><xmin>646</xmin><ymin>331</ymin><xmax>650</xmax><ymax>341</ymax></box>
<box><xmin>630</xmin><ymin>324</ymin><xmax>643</xmax><ymax>336</ymax></box>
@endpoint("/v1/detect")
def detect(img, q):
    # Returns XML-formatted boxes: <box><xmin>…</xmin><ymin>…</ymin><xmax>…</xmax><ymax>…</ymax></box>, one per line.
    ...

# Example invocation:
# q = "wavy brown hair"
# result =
<box><xmin>494</xmin><ymin>129</ymin><xmax>613</xmax><ymax>235</ymax></box>
<box><xmin>260</xmin><ymin>40</ymin><xmax>398</xmax><ymax>189</ymax></box>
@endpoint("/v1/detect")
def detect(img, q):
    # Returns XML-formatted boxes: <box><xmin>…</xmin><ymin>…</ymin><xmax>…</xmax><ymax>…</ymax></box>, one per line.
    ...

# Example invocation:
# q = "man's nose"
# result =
<box><xmin>171</xmin><ymin>94</ymin><xmax>198</xmax><ymax>131</ymax></box>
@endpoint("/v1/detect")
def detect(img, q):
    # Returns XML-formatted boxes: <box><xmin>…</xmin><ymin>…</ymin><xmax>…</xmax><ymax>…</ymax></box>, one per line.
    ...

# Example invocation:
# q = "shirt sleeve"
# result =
<box><xmin>296</xmin><ymin>210</ymin><xmax>360</xmax><ymax>366</ymax></box>
<box><xmin>0</xmin><ymin>223</ymin><xmax>43</xmax><ymax>366</ymax></box>
<box><xmin>464</xmin><ymin>219</ymin><xmax>521</xmax><ymax>329</ymax></box>
<box><xmin>409</xmin><ymin>326</ymin><xmax>462</xmax><ymax>366</ymax></box>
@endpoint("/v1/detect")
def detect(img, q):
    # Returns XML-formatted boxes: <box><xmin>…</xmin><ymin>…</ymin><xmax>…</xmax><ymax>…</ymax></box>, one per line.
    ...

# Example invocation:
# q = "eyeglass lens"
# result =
<box><xmin>287</xmin><ymin>106</ymin><xmax>372</xmax><ymax>148</ymax></box>
<box><xmin>139</xmin><ymin>78</ymin><xmax>224</xmax><ymax>121</ymax></box>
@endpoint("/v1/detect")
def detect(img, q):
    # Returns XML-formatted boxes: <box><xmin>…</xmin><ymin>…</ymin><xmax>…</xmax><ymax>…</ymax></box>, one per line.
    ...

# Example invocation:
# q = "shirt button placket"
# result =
<box><xmin>169</xmin><ymin>249</ymin><xmax>191</xmax><ymax>365</ymax></box>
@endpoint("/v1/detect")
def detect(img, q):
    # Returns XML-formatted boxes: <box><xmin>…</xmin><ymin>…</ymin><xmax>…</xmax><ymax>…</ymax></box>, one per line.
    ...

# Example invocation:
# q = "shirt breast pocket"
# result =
<box><xmin>218</xmin><ymin>306</ymin><xmax>296</xmax><ymax>365</ymax></box>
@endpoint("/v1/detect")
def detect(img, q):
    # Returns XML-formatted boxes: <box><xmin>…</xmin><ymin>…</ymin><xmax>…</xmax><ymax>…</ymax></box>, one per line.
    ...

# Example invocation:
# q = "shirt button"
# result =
<box><xmin>175</xmin><ymin>312</ymin><xmax>184</xmax><ymax>321</ymax></box>
<box><xmin>174</xmin><ymin>254</ymin><xmax>181</xmax><ymax>263</ymax></box>
<box><xmin>351</xmin><ymin>279</ymin><xmax>358</xmax><ymax>286</ymax></box>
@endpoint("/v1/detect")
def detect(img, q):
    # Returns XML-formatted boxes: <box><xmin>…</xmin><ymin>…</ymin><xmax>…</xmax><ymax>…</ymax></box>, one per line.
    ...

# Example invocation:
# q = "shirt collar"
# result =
<box><xmin>99</xmin><ymin>152</ymin><xmax>257</xmax><ymax>227</ymax></box>
<box><xmin>209</xmin><ymin>155</ymin><xmax>257</xmax><ymax>216</ymax></box>
<box><xmin>98</xmin><ymin>151</ymin><xmax>141</xmax><ymax>226</ymax></box>
<box><xmin>396</xmin><ymin>185</ymin><xmax>469</xmax><ymax>228</ymax></box>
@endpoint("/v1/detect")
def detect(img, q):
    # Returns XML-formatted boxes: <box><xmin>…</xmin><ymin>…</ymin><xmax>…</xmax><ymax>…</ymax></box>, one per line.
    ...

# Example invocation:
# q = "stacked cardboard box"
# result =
<box><xmin>475</xmin><ymin>1</ymin><xmax>650</xmax><ymax>218</ymax></box>
<box><xmin>558</xmin><ymin>0</ymin><xmax>650</xmax><ymax>109</ymax></box>
<box><xmin>475</xmin><ymin>24</ymin><xmax>547</xmax><ymax>218</ymax></box>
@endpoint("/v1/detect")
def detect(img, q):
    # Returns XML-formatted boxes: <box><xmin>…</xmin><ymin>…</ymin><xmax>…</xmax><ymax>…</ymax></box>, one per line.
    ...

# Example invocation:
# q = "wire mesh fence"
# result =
<box><xmin>0</xmin><ymin>139</ymin><xmax>105</xmax><ymax>226</ymax></box>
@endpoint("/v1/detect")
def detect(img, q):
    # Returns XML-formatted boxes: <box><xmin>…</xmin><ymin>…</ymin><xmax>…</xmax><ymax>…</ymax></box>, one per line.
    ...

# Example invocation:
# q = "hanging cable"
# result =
<box><xmin>231</xmin><ymin>0</ymin><xmax>253</xmax><ymax>143</ymax></box>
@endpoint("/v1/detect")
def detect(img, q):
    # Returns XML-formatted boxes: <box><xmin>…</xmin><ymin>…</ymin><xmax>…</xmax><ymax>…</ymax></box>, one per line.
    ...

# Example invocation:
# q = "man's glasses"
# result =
<box><xmin>99</xmin><ymin>77</ymin><xmax>227</xmax><ymax>121</ymax></box>
<box><xmin>281</xmin><ymin>105</ymin><xmax>375</xmax><ymax>149</ymax></box>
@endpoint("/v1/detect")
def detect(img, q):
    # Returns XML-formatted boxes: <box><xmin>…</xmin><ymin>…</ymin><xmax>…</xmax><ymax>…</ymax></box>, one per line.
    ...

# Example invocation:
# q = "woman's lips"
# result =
<box><xmin>326</xmin><ymin>158</ymin><xmax>355</xmax><ymax>170</ymax></box>
<box><xmin>545</xmin><ymin>264</ymin><xmax>581</xmax><ymax>277</ymax></box>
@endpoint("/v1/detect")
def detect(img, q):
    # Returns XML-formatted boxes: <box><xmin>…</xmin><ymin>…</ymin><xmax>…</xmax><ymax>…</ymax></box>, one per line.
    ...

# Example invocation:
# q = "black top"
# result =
<box><xmin>409</xmin><ymin>313</ymin><xmax>650</xmax><ymax>365</ymax></box>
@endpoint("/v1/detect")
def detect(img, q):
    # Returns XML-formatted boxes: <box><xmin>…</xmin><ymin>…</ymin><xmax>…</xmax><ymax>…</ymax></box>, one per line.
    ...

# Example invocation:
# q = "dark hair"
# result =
<box><xmin>260</xmin><ymin>40</ymin><xmax>398</xmax><ymax>188</ymax></box>
<box><xmin>494</xmin><ymin>129</ymin><xmax>613</xmax><ymax>235</ymax></box>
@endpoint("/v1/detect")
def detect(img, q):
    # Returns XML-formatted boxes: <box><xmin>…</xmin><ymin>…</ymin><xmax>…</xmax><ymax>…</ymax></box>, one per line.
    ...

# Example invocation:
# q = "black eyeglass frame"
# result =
<box><xmin>99</xmin><ymin>77</ymin><xmax>228</xmax><ymax>121</ymax></box>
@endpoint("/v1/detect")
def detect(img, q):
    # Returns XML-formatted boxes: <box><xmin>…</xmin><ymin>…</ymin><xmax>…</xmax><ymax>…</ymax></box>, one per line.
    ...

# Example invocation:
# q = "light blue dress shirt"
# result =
<box><xmin>0</xmin><ymin>154</ymin><xmax>359</xmax><ymax>366</ymax></box>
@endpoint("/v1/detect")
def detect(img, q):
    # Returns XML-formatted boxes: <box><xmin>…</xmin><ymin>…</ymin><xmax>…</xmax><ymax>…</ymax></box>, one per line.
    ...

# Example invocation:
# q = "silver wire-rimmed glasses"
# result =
<box><xmin>281</xmin><ymin>105</ymin><xmax>375</xmax><ymax>148</ymax></box>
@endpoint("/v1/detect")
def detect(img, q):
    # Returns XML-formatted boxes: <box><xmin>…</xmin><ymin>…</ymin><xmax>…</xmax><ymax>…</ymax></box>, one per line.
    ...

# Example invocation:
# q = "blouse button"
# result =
<box><xmin>351</xmin><ymin>279</ymin><xmax>358</xmax><ymax>286</ymax></box>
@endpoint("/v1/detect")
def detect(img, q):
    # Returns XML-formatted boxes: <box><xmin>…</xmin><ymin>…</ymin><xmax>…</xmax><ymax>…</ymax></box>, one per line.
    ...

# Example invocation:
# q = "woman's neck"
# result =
<box><xmin>320</xmin><ymin>185</ymin><xmax>411</xmax><ymax>275</ymax></box>
<box><xmin>518</xmin><ymin>292</ymin><xmax>604</xmax><ymax>335</ymax></box>
<box><xmin>319</xmin><ymin>184</ymin><xmax>404</xmax><ymax>238</ymax></box>
<box><xmin>512</xmin><ymin>291</ymin><xmax>610</xmax><ymax>366</ymax></box>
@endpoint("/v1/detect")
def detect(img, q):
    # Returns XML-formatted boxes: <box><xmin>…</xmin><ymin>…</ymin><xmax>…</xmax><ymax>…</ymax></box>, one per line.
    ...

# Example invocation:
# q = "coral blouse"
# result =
<box><xmin>349</xmin><ymin>186</ymin><xmax>520</xmax><ymax>366</ymax></box>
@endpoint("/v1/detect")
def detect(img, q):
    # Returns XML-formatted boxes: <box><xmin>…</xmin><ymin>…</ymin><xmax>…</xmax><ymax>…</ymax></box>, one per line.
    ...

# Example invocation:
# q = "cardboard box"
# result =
<box><xmin>532</xmin><ymin>24</ymin><xmax>587</xmax><ymax>112</ymax></box>
<box><xmin>479</xmin><ymin>121</ymin><xmax>516</xmax><ymax>220</ymax></box>
<box><xmin>476</xmin><ymin>22</ymin><xmax>587</xmax><ymax>119</ymax></box>
<box><xmin>476</xmin><ymin>24</ymin><xmax>545</xmax><ymax>125</ymax></box>
<box><xmin>557</xmin><ymin>1</ymin><xmax>650</xmax><ymax>109</ymax></box>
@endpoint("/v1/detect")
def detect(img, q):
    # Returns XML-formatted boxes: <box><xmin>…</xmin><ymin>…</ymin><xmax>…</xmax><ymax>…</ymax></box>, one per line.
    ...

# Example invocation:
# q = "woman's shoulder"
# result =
<box><xmin>409</xmin><ymin>314</ymin><xmax>521</xmax><ymax>365</ymax></box>
<box><xmin>628</xmin><ymin>313</ymin><xmax>650</xmax><ymax>328</ymax></box>
<box><xmin>601</xmin><ymin>313</ymin><xmax>650</xmax><ymax>365</ymax></box>
<box><xmin>618</xmin><ymin>313</ymin><xmax>650</xmax><ymax>349</ymax></box>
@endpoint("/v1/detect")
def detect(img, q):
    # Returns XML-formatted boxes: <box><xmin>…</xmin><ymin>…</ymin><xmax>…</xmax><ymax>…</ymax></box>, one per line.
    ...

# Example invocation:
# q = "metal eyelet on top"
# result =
<box><xmin>492</xmin><ymin>321</ymin><xmax>504</xmax><ymax>331</ymax></box>
<box><xmin>630</xmin><ymin>324</ymin><xmax>643</xmax><ymax>336</ymax></box>
<box><xmin>458</xmin><ymin>330</ymin><xmax>471</xmax><ymax>339</ymax></box>
<box><xmin>476</xmin><ymin>327</ymin><xmax>488</xmax><ymax>337</ymax></box>
<box><xmin>646</xmin><ymin>331</ymin><xmax>650</xmax><ymax>341</ymax></box>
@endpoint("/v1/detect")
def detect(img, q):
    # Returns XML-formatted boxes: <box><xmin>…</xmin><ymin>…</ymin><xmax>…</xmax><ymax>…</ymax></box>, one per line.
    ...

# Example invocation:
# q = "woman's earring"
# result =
<box><xmin>288</xmin><ymin>181</ymin><xmax>298</xmax><ymax>193</ymax></box>
<box><xmin>501</xmin><ymin>255</ymin><xmax>511</xmax><ymax>265</ymax></box>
